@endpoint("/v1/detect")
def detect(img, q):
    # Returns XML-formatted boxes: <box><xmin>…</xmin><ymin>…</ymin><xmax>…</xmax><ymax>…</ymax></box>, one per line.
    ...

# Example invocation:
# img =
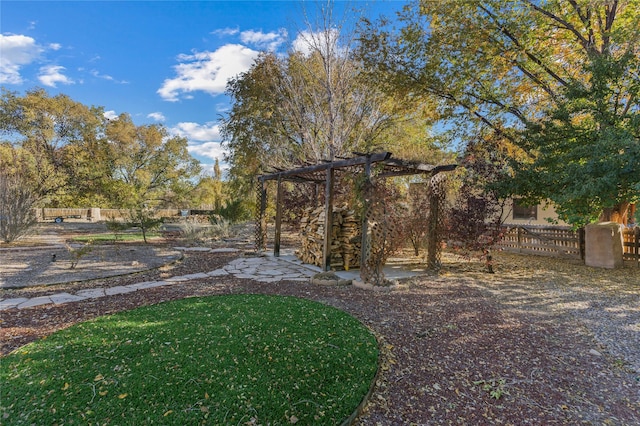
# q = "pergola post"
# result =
<box><xmin>360</xmin><ymin>155</ymin><xmax>372</xmax><ymax>273</ymax></box>
<box><xmin>425</xmin><ymin>174</ymin><xmax>444</xmax><ymax>270</ymax></box>
<box><xmin>255</xmin><ymin>178</ymin><xmax>268</xmax><ymax>253</ymax></box>
<box><xmin>274</xmin><ymin>175</ymin><xmax>283</xmax><ymax>257</ymax></box>
<box><xmin>322</xmin><ymin>166</ymin><xmax>335</xmax><ymax>271</ymax></box>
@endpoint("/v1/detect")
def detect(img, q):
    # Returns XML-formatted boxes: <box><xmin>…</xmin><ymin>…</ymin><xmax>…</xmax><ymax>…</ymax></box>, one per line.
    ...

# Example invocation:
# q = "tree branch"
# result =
<box><xmin>522</xmin><ymin>0</ymin><xmax>595</xmax><ymax>53</ymax></box>
<box><xmin>479</xmin><ymin>4</ymin><xmax>570</xmax><ymax>88</ymax></box>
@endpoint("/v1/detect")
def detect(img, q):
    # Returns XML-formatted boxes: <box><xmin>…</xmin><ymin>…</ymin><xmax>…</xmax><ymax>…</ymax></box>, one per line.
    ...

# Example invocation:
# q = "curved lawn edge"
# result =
<box><xmin>1</xmin><ymin>294</ymin><xmax>379</xmax><ymax>425</ymax></box>
<box><xmin>340</xmin><ymin>334</ymin><xmax>382</xmax><ymax>426</ymax></box>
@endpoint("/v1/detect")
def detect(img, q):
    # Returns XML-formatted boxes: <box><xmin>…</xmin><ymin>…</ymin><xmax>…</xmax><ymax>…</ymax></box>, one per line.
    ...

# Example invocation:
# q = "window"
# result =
<box><xmin>513</xmin><ymin>199</ymin><xmax>537</xmax><ymax>220</ymax></box>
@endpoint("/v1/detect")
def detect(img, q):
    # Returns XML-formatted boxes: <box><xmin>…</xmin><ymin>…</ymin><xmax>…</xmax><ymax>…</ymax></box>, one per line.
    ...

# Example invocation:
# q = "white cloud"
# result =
<box><xmin>38</xmin><ymin>65</ymin><xmax>74</xmax><ymax>87</ymax></box>
<box><xmin>171</xmin><ymin>121</ymin><xmax>221</xmax><ymax>141</ymax></box>
<box><xmin>104</xmin><ymin>110</ymin><xmax>118</xmax><ymax>120</ymax></box>
<box><xmin>90</xmin><ymin>69</ymin><xmax>128</xmax><ymax>84</ymax></box>
<box><xmin>240</xmin><ymin>28</ymin><xmax>287</xmax><ymax>51</ymax></box>
<box><xmin>292</xmin><ymin>29</ymin><xmax>342</xmax><ymax>57</ymax></box>
<box><xmin>169</xmin><ymin>121</ymin><xmax>226</xmax><ymax>163</ymax></box>
<box><xmin>49</xmin><ymin>43</ymin><xmax>62</xmax><ymax>50</ymax></box>
<box><xmin>211</xmin><ymin>27</ymin><xmax>239</xmax><ymax>37</ymax></box>
<box><xmin>157</xmin><ymin>44</ymin><xmax>259</xmax><ymax>101</ymax></box>
<box><xmin>147</xmin><ymin>112</ymin><xmax>166</xmax><ymax>122</ymax></box>
<box><xmin>188</xmin><ymin>141</ymin><xmax>226</xmax><ymax>162</ymax></box>
<box><xmin>91</xmin><ymin>69</ymin><xmax>113</xmax><ymax>81</ymax></box>
<box><xmin>0</xmin><ymin>34</ymin><xmax>43</xmax><ymax>84</ymax></box>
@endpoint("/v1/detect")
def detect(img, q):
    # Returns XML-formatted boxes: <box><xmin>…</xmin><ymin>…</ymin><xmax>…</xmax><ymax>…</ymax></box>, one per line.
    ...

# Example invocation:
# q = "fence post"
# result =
<box><xmin>579</xmin><ymin>227</ymin><xmax>585</xmax><ymax>261</ymax></box>
<box><xmin>633</xmin><ymin>226</ymin><xmax>640</xmax><ymax>266</ymax></box>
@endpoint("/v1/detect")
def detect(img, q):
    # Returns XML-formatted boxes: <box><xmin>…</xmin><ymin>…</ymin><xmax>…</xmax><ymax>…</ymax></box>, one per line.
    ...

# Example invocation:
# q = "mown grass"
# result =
<box><xmin>0</xmin><ymin>295</ymin><xmax>379</xmax><ymax>425</ymax></box>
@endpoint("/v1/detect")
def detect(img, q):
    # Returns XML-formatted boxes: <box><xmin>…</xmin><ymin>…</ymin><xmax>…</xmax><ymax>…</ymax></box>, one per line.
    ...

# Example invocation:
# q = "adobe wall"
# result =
<box><xmin>585</xmin><ymin>222</ymin><xmax>624</xmax><ymax>269</ymax></box>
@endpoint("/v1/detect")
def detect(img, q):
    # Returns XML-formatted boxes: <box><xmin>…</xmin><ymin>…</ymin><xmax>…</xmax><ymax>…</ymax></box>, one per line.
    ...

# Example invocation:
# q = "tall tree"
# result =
<box><xmin>358</xmin><ymin>0</ymin><xmax>639</xmax><ymax>225</ymax></box>
<box><xmin>192</xmin><ymin>159</ymin><xmax>226</xmax><ymax>210</ymax></box>
<box><xmin>106</xmin><ymin>113</ymin><xmax>201</xmax><ymax>208</ymax></box>
<box><xmin>0</xmin><ymin>88</ymin><xmax>107</xmax><ymax>205</ymax></box>
<box><xmin>105</xmin><ymin>114</ymin><xmax>200</xmax><ymax>239</ymax></box>
<box><xmin>0</xmin><ymin>144</ymin><xmax>38</xmax><ymax>242</ymax></box>
<box><xmin>222</xmin><ymin>1</ymin><xmax>439</xmax><ymax>199</ymax></box>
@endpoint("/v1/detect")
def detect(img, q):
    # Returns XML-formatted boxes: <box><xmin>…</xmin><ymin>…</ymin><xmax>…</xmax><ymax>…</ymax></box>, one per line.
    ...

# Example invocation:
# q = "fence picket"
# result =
<box><xmin>499</xmin><ymin>225</ymin><xmax>639</xmax><ymax>266</ymax></box>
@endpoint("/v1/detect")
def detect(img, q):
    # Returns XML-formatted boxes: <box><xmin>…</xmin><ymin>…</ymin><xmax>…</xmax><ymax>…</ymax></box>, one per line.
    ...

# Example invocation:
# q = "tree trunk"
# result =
<box><xmin>600</xmin><ymin>203</ymin><xmax>630</xmax><ymax>224</ymax></box>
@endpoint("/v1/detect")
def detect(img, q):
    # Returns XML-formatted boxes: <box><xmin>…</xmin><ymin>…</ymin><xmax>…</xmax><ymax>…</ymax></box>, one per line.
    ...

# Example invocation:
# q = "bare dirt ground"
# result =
<box><xmin>0</xmin><ymin>222</ymin><xmax>182</xmax><ymax>288</ymax></box>
<box><xmin>1</xmin><ymin>223</ymin><xmax>639</xmax><ymax>425</ymax></box>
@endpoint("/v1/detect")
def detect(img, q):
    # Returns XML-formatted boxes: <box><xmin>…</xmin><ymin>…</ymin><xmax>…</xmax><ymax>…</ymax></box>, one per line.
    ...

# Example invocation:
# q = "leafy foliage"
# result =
<box><xmin>0</xmin><ymin>88</ymin><xmax>108</xmax><ymax>205</ymax></box>
<box><xmin>0</xmin><ymin>295</ymin><xmax>378</xmax><ymax>425</ymax></box>
<box><xmin>0</xmin><ymin>90</ymin><xmax>203</xmax><ymax>212</ymax></box>
<box><xmin>358</xmin><ymin>0</ymin><xmax>639</xmax><ymax>225</ymax></box>
<box><xmin>0</xmin><ymin>147</ymin><xmax>37</xmax><ymax>242</ymax></box>
<box><xmin>446</xmin><ymin>136</ymin><xmax>510</xmax><ymax>261</ymax></box>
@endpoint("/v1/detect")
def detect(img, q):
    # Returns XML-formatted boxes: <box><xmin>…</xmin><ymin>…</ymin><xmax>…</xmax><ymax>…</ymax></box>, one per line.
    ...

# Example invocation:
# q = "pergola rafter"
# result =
<box><xmin>256</xmin><ymin>151</ymin><xmax>457</xmax><ymax>273</ymax></box>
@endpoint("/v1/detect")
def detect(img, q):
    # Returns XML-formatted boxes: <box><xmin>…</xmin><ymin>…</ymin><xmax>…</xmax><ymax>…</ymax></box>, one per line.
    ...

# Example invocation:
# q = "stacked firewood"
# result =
<box><xmin>296</xmin><ymin>206</ymin><xmax>361</xmax><ymax>270</ymax></box>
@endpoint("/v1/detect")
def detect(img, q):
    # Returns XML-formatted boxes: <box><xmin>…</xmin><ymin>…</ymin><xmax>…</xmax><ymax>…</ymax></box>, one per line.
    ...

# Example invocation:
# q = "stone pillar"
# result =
<box><xmin>585</xmin><ymin>222</ymin><xmax>624</xmax><ymax>269</ymax></box>
<box><xmin>88</xmin><ymin>208</ymin><xmax>101</xmax><ymax>222</ymax></box>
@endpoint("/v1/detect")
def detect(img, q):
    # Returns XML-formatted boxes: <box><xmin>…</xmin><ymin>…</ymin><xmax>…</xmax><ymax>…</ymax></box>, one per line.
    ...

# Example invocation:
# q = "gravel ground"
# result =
<box><xmin>0</xmin><ymin>245</ymin><xmax>182</xmax><ymax>288</ymax></box>
<box><xmin>1</xmin><ymin>247</ymin><xmax>639</xmax><ymax>424</ymax></box>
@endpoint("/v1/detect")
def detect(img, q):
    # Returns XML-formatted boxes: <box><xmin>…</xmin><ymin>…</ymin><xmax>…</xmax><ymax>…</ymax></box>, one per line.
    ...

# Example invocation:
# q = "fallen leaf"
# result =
<box><xmin>118</xmin><ymin>393</ymin><xmax>128</xmax><ymax>399</ymax></box>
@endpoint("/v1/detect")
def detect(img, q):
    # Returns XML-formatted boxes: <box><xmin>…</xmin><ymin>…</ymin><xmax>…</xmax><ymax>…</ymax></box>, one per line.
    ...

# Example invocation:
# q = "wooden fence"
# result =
<box><xmin>622</xmin><ymin>227</ymin><xmax>640</xmax><ymax>264</ymax></box>
<box><xmin>38</xmin><ymin>208</ymin><xmax>92</xmax><ymax>220</ymax></box>
<box><xmin>498</xmin><ymin>225</ymin><xmax>639</xmax><ymax>265</ymax></box>
<box><xmin>498</xmin><ymin>225</ymin><xmax>584</xmax><ymax>260</ymax></box>
<box><xmin>36</xmin><ymin>208</ymin><xmax>184</xmax><ymax>221</ymax></box>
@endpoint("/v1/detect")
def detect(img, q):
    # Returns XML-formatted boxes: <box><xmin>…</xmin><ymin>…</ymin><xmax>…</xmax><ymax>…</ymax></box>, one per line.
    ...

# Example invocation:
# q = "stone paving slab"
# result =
<box><xmin>235</xmin><ymin>274</ymin><xmax>258</xmax><ymax>279</ymax></box>
<box><xmin>50</xmin><ymin>293</ymin><xmax>87</xmax><ymax>304</ymax></box>
<box><xmin>0</xmin><ymin>253</ymin><xmax>327</xmax><ymax>311</ymax></box>
<box><xmin>206</xmin><ymin>269</ymin><xmax>228</xmax><ymax>277</ymax></box>
<box><xmin>105</xmin><ymin>286</ymin><xmax>137</xmax><ymax>296</ymax></box>
<box><xmin>255</xmin><ymin>277</ymin><xmax>283</xmax><ymax>283</ymax></box>
<box><xmin>134</xmin><ymin>281</ymin><xmax>170</xmax><ymax>290</ymax></box>
<box><xmin>0</xmin><ymin>298</ymin><xmax>29</xmax><ymax>310</ymax></box>
<box><xmin>18</xmin><ymin>296</ymin><xmax>53</xmax><ymax>309</ymax></box>
<box><xmin>165</xmin><ymin>276</ymin><xmax>189</xmax><ymax>282</ymax></box>
<box><xmin>182</xmin><ymin>272</ymin><xmax>209</xmax><ymax>280</ymax></box>
<box><xmin>76</xmin><ymin>288</ymin><xmax>106</xmax><ymax>298</ymax></box>
<box><xmin>259</xmin><ymin>269</ymin><xmax>284</xmax><ymax>276</ymax></box>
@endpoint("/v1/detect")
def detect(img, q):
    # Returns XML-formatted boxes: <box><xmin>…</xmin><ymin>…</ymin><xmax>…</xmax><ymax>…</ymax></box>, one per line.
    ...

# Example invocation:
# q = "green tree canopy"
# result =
<box><xmin>105</xmin><ymin>113</ymin><xmax>201</xmax><ymax>209</ymax></box>
<box><xmin>222</xmin><ymin>3</ymin><xmax>446</xmax><ymax>198</ymax></box>
<box><xmin>358</xmin><ymin>0</ymin><xmax>639</xmax><ymax>225</ymax></box>
<box><xmin>0</xmin><ymin>88</ymin><xmax>108</xmax><ymax>205</ymax></box>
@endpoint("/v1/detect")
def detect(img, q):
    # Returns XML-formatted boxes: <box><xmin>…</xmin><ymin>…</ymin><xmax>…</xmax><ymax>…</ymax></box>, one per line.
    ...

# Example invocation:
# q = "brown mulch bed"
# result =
<box><xmin>1</xmin><ymin>250</ymin><xmax>639</xmax><ymax>425</ymax></box>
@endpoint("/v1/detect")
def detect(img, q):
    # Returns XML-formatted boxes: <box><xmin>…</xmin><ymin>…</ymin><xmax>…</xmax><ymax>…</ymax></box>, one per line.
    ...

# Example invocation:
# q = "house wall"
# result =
<box><xmin>500</xmin><ymin>199</ymin><xmax>570</xmax><ymax>226</ymax></box>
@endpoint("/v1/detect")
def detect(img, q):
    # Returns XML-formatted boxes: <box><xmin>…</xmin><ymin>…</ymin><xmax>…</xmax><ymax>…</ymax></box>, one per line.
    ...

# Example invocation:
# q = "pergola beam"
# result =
<box><xmin>258</xmin><ymin>151</ymin><xmax>392</xmax><ymax>182</ymax></box>
<box><xmin>255</xmin><ymin>151</ymin><xmax>457</xmax><ymax>270</ymax></box>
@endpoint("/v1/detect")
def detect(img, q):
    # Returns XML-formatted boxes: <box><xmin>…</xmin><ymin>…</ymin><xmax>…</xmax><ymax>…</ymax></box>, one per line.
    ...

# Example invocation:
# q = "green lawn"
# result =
<box><xmin>0</xmin><ymin>295</ymin><xmax>379</xmax><ymax>425</ymax></box>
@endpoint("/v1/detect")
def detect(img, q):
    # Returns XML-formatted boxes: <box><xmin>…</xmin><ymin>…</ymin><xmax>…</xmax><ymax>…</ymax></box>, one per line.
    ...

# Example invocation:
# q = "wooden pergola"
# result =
<box><xmin>256</xmin><ymin>152</ymin><xmax>457</xmax><ymax>272</ymax></box>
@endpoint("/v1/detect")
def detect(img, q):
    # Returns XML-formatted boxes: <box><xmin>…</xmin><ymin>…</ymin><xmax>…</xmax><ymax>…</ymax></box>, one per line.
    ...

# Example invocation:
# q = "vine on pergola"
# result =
<box><xmin>255</xmin><ymin>152</ymin><xmax>456</xmax><ymax>285</ymax></box>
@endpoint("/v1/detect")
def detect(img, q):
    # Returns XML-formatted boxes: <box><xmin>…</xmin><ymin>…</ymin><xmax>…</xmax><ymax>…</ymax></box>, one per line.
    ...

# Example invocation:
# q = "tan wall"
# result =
<box><xmin>500</xmin><ymin>199</ymin><xmax>570</xmax><ymax>226</ymax></box>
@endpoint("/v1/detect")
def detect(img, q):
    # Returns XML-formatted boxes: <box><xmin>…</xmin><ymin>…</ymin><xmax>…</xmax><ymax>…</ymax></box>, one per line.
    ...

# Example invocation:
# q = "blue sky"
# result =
<box><xmin>1</xmin><ymin>0</ymin><xmax>403</xmax><ymax>174</ymax></box>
